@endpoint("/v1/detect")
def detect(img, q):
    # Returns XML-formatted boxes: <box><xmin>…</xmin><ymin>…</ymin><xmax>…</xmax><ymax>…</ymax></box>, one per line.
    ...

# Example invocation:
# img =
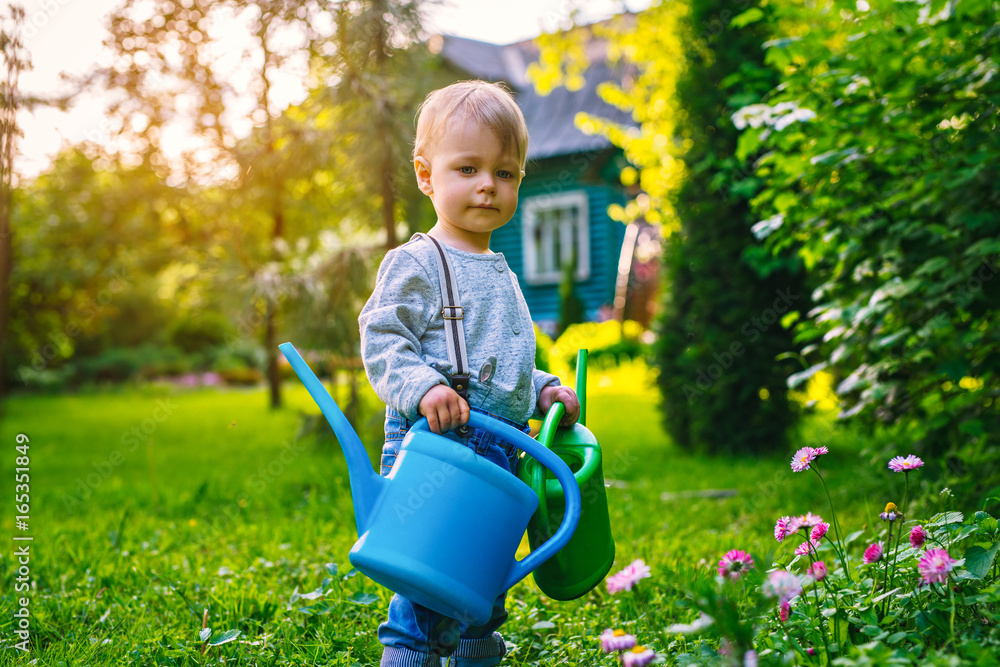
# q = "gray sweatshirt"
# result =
<box><xmin>359</xmin><ymin>236</ymin><xmax>560</xmax><ymax>424</ymax></box>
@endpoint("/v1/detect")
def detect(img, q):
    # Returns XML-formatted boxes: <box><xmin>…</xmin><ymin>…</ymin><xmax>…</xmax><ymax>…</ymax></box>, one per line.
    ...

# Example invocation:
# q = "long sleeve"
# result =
<box><xmin>531</xmin><ymin>367</ymin><xmax>561</xmax><ymax>417</ymax></box>
<box><xmin>360</xmin><ymin>237</ymin><xmax>560</xmax><ymax>426</ymax></box>
<box><xmin>359</xmin><ymin>248</ymin><xmax>448</xmax><ymax>421</ymax></box>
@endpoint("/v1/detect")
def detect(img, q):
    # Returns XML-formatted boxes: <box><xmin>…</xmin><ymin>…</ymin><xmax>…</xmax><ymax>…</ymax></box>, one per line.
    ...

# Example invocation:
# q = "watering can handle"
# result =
<box><xmin>410</xmin><ymin>411</ymin><xmax>582</xmax><ymax>593</ymax></box>
<box><xmin>532</xmin><ymin>402</ymin><xmax>570</xmax><ymax>572</ymax></box>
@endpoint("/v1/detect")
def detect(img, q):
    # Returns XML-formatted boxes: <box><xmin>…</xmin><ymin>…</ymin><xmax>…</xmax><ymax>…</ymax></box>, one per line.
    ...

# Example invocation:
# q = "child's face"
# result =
<box><xmin>415</xmin><ymin>116</ymin><xmax>524</xmax><ymax>242</ymax></box>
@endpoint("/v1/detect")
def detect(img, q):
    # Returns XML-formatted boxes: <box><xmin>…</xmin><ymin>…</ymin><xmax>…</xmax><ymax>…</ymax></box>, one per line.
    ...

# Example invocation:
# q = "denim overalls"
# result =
<box><xmin>377</xmin><ymin>406</ymin><xmax>530</xmax><ymax>667</ymax></box>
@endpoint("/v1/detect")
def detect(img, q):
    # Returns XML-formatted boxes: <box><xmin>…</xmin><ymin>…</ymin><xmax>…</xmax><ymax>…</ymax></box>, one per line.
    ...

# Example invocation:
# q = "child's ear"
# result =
<box><xmin>414</xmin><ymin>157</ymin><xmax>433</xmax><ymax>195</ymax></box>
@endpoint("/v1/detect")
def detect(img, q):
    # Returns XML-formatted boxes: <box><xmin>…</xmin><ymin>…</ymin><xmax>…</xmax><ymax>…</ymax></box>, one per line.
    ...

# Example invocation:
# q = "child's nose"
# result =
<box><xmin>477</xmin><ymin>174</ymin><xmax>496</xmax><ymax>194</ymax></box>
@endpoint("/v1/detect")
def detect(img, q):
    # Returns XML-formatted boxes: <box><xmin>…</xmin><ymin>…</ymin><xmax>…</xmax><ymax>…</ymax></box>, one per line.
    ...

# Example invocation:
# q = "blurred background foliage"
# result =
<box><xmin>2</xmin><ymin>0</ymin><xmax>997</xmax><ymax>504</ymax></box>
<box><xmin>532</xmin><ymin>0</ymin><xmax>998</xmax><ymax>503</ymax></box>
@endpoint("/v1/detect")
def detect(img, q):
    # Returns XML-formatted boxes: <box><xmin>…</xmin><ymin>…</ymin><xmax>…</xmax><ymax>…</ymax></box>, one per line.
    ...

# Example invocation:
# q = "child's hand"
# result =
<box><xmin>538</xmin><ymin>385</ymin><xmax>580</xmax><ymax>427</ymax></box>
<box><xmin>418</xmin><ymin>384</ymin><xmax>470</xmax><ymax>434</ymax></box>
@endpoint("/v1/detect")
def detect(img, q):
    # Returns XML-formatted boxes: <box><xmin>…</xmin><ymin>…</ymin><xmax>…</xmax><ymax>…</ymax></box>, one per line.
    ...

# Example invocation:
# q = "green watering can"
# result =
<box><xmin>518</xmin><ymin>349</ymin><xmax>615</xmax><ymax>600</ymax></box>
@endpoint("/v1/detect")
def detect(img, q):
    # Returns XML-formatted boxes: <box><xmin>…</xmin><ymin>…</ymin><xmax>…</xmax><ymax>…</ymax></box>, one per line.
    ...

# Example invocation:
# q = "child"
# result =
<box><xmin>358</xmin><ymin>80</ymin><xmax>581</xmax><ymax>667</ymax></box>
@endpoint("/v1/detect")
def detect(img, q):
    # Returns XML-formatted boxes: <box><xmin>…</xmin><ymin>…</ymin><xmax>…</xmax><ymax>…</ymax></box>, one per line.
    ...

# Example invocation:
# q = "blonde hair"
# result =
<box><xmin>413</xmin><ymin>80</ymin><xmax>529</xmax><ymax>169</ymax></box>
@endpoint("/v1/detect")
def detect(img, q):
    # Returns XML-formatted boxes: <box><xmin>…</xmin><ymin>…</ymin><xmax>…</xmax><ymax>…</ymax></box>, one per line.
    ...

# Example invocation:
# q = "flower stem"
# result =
<box><xmin>812</xmin><ymin>583</ymin><xmax>832</xmax><ymax>665</ymax></box>
<box><xmin>948</xmin><ymin>578</ymin><xmax>957</xmax><ymax>650</ymax></box>
<box><xmin>885</xmin><ymin>520</ymin><xmax>906</xmax><ymax>614</ymax></box>
<box><xmin>812</xmin><ymin>466</ymin><xmax>851</xmax><ymax>579</ymax></box>
<box><xmin>901</xmin><ymin>472</ymin><xmax>910</xmax><ymax>516</ymax></box>
<box><xmin>820</xmin><ymin>577</ymin><xmax>841</xmax><ymax>648</ymax></box>
<box><xmin>881</xmin><ymin>522</ymin><xmax>894</xmax><ymax>616</ymax></box>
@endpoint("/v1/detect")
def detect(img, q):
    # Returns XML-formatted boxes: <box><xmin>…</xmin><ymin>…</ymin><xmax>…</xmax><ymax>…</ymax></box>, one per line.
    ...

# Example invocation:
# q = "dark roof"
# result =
<box><xmin>439</xmin><ymin>34</ymin><xmax>637</xmax><ymax>161</ymax></box>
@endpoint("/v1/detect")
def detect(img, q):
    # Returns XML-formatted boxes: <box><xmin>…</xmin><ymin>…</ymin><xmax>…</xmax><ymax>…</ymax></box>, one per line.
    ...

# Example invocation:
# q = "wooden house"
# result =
<box><xmin>436</xmin><ymin>33</ymin><xmax>659</xmax><ymax>334</ymax></box>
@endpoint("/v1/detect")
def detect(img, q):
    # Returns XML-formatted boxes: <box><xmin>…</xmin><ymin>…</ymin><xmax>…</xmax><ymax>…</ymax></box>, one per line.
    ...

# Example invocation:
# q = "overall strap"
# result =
<box><xmin>414</xmin><ymin>233</ymin><xmax>471</xmax><ymax>400</ymax></box>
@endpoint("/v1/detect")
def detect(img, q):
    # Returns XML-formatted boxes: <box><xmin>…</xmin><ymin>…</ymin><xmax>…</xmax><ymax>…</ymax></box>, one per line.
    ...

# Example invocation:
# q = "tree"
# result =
<box><xmin>9</xmin><ymin>149</ymin><xmax>189</xmax><ymax>385</ymax></box>
<box><xmin>323</xmin><ymin>0</ymin><xmax>430</xmax><ymax>250</ymax></box>
<box><xmin>0</xmin><ymin>5</ymin><xmax>28</xmax><ymax>403</ymax></box>
<box><xmin>99</xmin><ymin>0</ymin><xmax>431</xmax><ymax>407</ymax></box>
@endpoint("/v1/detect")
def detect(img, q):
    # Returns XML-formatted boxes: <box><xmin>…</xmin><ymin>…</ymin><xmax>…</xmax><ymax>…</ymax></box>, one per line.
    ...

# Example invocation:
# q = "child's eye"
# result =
<box><xmin>460</xmin><ymin>166</ymin><xmax>475</xmax><ymax>174</ymax></box>
<box><xmin>497</xmin><ymin>170</ymin><xmax>514</xmax><ymax>179</ymax></box>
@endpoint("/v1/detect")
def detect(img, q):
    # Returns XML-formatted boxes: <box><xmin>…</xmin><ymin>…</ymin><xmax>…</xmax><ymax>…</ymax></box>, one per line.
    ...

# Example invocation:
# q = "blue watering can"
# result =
<box><xmin>279</xmin><ymin>342</ymin><xmax>582</xmax><ymax>626</ymax></box>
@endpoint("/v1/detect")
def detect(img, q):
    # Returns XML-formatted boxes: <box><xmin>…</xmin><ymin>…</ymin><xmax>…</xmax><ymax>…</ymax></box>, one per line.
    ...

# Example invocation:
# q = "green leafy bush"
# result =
<box><xmin>739</xmin><ymin>0</ymin><xmax>1000</xmax><ymax>502</ymax></box>
<box><xmin>573</xmin><ymin>0</ymin><xmax>807</xmax><ymax>456</ymax></box>
<box><xmin>557</xmin><ymin>254</ymin><xmax>586</xmax><ymax>336</ymax></box>
<box><xmin>168</xmin><ymin>312</ymin><xmax>235</xmax><ymax>354</ymax></box>
<box><xmin>75</xmin><ymin>344</ymin><xmax>193</xmax><ymax>383</ymax></box>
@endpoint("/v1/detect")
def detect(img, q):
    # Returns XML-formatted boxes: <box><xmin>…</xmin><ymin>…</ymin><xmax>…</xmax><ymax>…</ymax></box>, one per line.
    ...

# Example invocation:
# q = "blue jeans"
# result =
<box><xmin>378</xmin><ymin>407</ymin><xmax>529</xmax><ymax>667</ymax></box>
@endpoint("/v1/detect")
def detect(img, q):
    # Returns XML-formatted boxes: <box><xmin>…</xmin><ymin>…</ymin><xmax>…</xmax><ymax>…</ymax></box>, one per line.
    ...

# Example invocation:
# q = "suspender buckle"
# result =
<box><xmin>442</xmin><ymin>306</ymin><xmax>464</xmax><ymax>320</ymax></box>
<box><xmin>451</xmin><ymin>373</ymin><xmax>471</xmax><ymax>399</ymax></box>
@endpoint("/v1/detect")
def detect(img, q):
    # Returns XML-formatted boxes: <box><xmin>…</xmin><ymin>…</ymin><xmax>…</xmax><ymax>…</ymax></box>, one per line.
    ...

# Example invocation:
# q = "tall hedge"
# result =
<box><xmin>651</xmin><ymin>1</ymin><xmax>808</xmax><ymax>455</ymax></box>
<box><xmin>534</xmin><ymin>2</ymin><xmax>808</xmax><ymax>454</ymax></box>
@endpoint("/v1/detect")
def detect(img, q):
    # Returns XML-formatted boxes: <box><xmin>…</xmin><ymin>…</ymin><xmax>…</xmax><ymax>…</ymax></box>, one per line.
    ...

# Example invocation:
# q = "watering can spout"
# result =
<box><xmin>278</xmin><ymin>342</ymin><xmax>386</xmax><ymax>535</ymax></box>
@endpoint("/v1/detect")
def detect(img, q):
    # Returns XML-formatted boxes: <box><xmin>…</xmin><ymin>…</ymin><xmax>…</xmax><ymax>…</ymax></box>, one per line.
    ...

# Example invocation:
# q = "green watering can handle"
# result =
<box><xmin>532</xmin><ymin>401</ymin><xmax>566</xmax><ymax>570</ymax></box>
<box><xmin>531</xmin><ymin>349</ymin><xmax>588</xmax><ymax>571</ymax></box>
<box><xmin>536</xmin><ymin>348</ymin><xmax>588</xmax><ymax>451</ymax></box>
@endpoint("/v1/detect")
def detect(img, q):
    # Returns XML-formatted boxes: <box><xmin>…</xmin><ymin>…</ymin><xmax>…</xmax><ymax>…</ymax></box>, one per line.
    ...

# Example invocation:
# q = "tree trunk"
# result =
<box><xmin>0</xmin><ymin>178</ymin><xmax>11</xmax><ymax>405</ymax></box>
<box><xmin>265</xmin><ymin>299</ymin><xmax>280</xmax><ymax>408</ymax></box>
<box><xmin>382</xmin><ymin>150</ymin><xmax>397</xmax><ymax>250</ymax></box>
<box><xmin>0</xmin><ymin>9</ymin><xmax>22</xmax><ymax>406</ymax></box>
<box><xmin>266</xmin><ymin>202</ymin><xmax>284</xmax><ymax>409</ymax></box>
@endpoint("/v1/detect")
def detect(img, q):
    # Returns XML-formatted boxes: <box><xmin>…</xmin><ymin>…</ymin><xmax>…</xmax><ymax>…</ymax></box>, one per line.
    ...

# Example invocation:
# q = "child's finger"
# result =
<box><xmin>446</xmin><ymin>399</ymin><xmax>464</xmax><ymax>432</ymax></box>
<box><xmin>426</xmin><ymin>410</ymin><xmax>441</xmax><ymax>434</ymax></box>
<box><xmin>457</xmin><ymin>397</ymin><xmax>470</xmax><ymax>425</ymax></box>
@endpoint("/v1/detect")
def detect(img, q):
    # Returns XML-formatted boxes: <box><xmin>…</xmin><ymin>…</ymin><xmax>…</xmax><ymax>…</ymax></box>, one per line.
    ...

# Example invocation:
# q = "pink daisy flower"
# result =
<box><xmin>888</xmin><ymin>455</ymin><xmax>924</xmax><ymax>473</ymax></box>
<box><xmin>811</xmin><ymin>522</ymin><xmax>830</xmax><ymax>542</ymax></box>
<box><xmin>606</xmin><ymin>558</ymin><xmax>651</xmax><ymax>594</ymax></box>
<box><xmin>918</xmin><ymin>548</ymin><xmax>957</xmax><ymax>585</ymax></box>
<box><xmin>807</xmin><ymin>561</ymin><xmax>828</xmax><ymax>582</ymax></box>
<box><xmin>794</xmin><ymin>540</ymin><xmax>817</xmax><ymax>556</ymax></box>
<box><xmin>774</xmin><ymin>516</ymin><xmax>792</xmax><ymax>542</ymax></box>
<box><xmin>791</xmin><ymin>446</ymin><xmax>826</xmax><ymax>472</ymax></box>
<box><xmin>863</xmin><ymin>542</ymin><xmax>883</xmax><ymax>564</ymax></box>
<box><xmin>622</xmin><ymin>645</ymin><xmax>656</xmax><ymax>667</ymax></box>
<box><xmin>909</xmin><ymin>525</ymin><xmax>927</xmax><ymax>549</ymax></box>
<box><xmin>785</xmin><ymin>516</ymin><xmax>804</xmax><ymax>536</ymax></box>
<box><xmin>763</xmin><ymin>570</ymin><xmax>802</xmax><ymax>604</ymax></box>
<box><xmin>798</xmin><ymin>512</ymin><xmax>824</xmax><ymax>528</ymax></box>
<box><xmin>718</xmin><ymin>549</ymin><xmax>755</xmax><ymax>580</ymax></box>
<box><xmin>599</xmin><ymin>628</ymin><xmax>637</xmax><ymax>653</ymax></box>
<box><xmin>779</xmin><ymin>600</ymin><xmax>791</xmax><ymax>623</ymax></box>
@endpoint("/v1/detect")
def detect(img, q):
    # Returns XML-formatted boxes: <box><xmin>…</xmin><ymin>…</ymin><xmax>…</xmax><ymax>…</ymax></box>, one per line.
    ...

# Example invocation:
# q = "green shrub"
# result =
<box><xmin>551</xmin><ymin>320</ymin><xmax>646</xmax><ymax>370</ymax></box>
<box><xmin>217</xmin><ymin>367</ymin><xmax>264</xmax><ymax>386</ymax></box>
<box><xmin>74</xmin><ymin>345</ymin><xmax>193</xmax><ymax>383</ymax></box>
<box><xmin>209</xmin><ymin>339</ymin><xmax>267</xmax><ymax>373</ymax></box>
<box><xmin>739</xmin><ymin>0</ymin><xmax>1000</xmax><ymax>503</ymax></box>
<box><xmin>167</xmin><ymin>311</ymin><xmax>234</xmax><ymax>354</ymax></box>
<box><xmin>557</xmin><ymin>254</ymin><xmax>586</xmax><ymax>336</ymax></box>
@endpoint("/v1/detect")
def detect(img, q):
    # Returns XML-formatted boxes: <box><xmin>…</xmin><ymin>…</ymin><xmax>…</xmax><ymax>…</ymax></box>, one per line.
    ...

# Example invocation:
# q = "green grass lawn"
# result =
<box><xmin>0</xmin><ymin>365</ymin><xmax>886</xmax><ymax>665</ymax></box>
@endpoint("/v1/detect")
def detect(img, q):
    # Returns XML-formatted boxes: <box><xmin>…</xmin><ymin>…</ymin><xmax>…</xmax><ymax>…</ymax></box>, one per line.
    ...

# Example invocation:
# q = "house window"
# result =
<box><xmin>521</xmin><ymin>191</ymin><xmax>590</xmax><ymax>285</ymax></box>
